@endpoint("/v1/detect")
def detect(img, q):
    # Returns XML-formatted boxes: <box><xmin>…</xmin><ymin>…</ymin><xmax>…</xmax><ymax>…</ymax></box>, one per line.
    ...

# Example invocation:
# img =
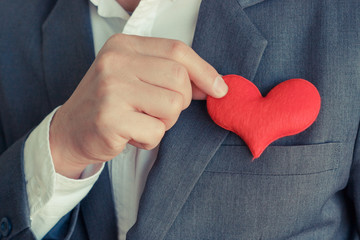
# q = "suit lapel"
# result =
<box><xmin>42</xmin><ymin>0</ymin><xmax>94</xmax><ymax>108</ymax></box>
<box><xmin>127</xmin><ymin>101</ymin><xmax>229</xmax><ymax>240</ymax></box>
<box><xmin>127</xmin><ymin>0</ymin><xmax>267</xmax><ymax>239</ymax></box>
<box><xmin>193</xmin><ymin>0</ymin><xmax>268</xmax><ymax>81</ymax></box>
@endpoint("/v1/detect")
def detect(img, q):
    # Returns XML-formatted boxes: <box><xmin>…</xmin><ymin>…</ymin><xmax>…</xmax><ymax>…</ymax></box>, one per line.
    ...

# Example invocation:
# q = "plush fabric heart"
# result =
<box><xmin>207</xmin><ymin>75</ymin><xmax>321</xmax><ymax>159</ymax></box>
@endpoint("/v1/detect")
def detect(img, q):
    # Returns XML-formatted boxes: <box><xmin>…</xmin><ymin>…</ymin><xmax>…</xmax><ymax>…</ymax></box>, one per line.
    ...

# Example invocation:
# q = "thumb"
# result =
<box><xmin>191</xmin><ymin>83</ymin><xmax>207</xmax><ymax>100</ymax></box>
<box><xmin>191</xmin><ymin>76</ymin><xmax>228</xmax><ymax>100</ymax></box>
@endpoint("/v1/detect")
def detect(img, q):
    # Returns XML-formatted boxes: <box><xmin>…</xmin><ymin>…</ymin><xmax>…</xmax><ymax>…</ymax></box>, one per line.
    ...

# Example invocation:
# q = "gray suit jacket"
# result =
<box><xmin>0</xmin><ymin>0</ymin><xmax>359</xmax><ymax>239</ymax></box>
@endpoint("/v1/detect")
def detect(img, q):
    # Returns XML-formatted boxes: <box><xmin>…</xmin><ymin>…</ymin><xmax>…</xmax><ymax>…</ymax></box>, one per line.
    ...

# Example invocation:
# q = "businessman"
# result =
<box><xmin>0</xmin><ymin>0</ymin><xmax>359</xmax><ymax>239</ymax></box>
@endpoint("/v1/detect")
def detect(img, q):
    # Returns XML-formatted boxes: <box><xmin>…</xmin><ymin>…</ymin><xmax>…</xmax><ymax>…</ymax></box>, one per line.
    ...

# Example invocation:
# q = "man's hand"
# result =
<box><xmin>49</xmin><ymin>34</ymin><xmax>228</xmax><ymax>178</ymax></box>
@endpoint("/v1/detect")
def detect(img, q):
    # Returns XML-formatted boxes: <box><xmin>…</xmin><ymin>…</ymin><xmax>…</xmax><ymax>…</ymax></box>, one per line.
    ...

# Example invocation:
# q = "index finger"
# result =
<box><xmin>126</xmin><ymin>35</ymin><xmax>229</xmax><ymax>99</ymax></box>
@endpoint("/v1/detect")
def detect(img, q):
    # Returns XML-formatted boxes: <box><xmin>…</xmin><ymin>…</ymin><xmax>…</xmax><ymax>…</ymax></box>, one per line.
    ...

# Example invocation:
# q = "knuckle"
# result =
<box><xmin>96</xmin><ymin>51</ymin><xmax>131</xmax><ymax>74</ymax></box>
<box><xmin>100</xmin><ymin>75</ymin><xmax>117</xmax><ymax>87</ymax></box>
<box><xmin>95</xmin><ymin>76</ymin><xmax>116</xmax><ymax>99</ymax></box>
<box><xmin>171</xmin><ymin>63</ymin><xmax>188</xmax><ymax>83</ymax></box>
<box><xmin>108</xmin><ymin>33</ymin><xmax>126</xmax><ymax>44</ymax></box>
<box><xmin>103</xmin><ymin>136</ymin><xmax>123</xmax><ymax>153</ymax></box>
<box><xmin>92</xmin><ymin>111</ymin><xmax>123</xmax><ymax>152</ymax></box>
<box><xmin>107</xmin><ymin>34</ymin><xmax>137</xmax><ymax>52</ymax></box>
<box><xmin>93</xmin><ymin>109</ymin><xmax>108</xmax><ymax>131</ymax></box>
<box><xmin>170</xmin><ymin>64</ymin><xmax>192</xmax><ymax>109</ymax></box>
<box><xmin>183</xmin><ymin>93</ymin><xmax>191</xmax><ymax>109</ymax></box>
<box><xmin>142</xmin><ymin>122</ymin><xmax>165</xmax><ymax>150</ymax></box>
<box><xmin>169</xmin><ymin>40</ymin><xmax>188</xmax><ymax>60</ymax></box>
<box><xmin>163</xmin><ymin>118</ymin><xmax>177</xmax><ymax>131</ymax></box>
<box><xmin>152</xmin><ymin>122</ymin><xmax>166</xmax><ymax>141</ymax></box>
<box><xmin>167</xmin><ymin>93</ymin><xmax>183</xmax><ymax>115</ymax></box>
<box><xmin>92</xmin><ymin>100</ymin><xmax>115</xmax><ymax>132</ymax></box>
<box><xmin>95</xmin><ymin>51</ymin><xmax>117</xmax><ymax>73</ymax></box>
<box><xmin>94</xmin><ymin>57</ymin><xmax>107</xmax><ymax>74</ymax></box>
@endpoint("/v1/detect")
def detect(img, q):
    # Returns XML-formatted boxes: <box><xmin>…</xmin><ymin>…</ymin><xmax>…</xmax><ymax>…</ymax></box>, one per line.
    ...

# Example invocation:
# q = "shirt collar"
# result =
<box><xmin>90</xmin><ymin>0</ymin><xmax>130</xmax><ymax>20</ymax></box>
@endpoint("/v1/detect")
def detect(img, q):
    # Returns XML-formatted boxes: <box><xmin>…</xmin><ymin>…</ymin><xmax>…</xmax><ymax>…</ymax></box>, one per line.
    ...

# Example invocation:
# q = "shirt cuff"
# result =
<box><xmin>24</xmin><ymin>107</ymin><xmax>104</xmax><ymax>239</ymax></box>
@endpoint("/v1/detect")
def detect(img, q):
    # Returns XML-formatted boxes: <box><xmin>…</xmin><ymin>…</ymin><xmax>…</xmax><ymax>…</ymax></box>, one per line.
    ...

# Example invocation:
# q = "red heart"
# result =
<box><xmin>207</xmin><ymin>75</ymin><xmax>321</xmax><ymax>159</ymax></box>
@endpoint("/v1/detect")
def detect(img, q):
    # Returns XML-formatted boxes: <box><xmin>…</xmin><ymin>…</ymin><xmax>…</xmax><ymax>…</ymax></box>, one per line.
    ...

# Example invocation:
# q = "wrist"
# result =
<box><xmin>49</xmin><ymin>107</ymin><xmax>88</xmax><ymax>179</ymax></box>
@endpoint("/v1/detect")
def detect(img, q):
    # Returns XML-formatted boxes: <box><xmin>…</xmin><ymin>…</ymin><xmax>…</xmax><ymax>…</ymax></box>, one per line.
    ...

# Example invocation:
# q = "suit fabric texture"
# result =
<box><xmin>0</xmin><ymin>0</ymin><xmax>359</xmax><ymax>239</ymax></box>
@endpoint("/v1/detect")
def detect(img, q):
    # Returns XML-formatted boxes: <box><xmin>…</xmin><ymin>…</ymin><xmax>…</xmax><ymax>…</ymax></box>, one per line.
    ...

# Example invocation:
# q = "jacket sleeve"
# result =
<box><xmin>0</xmin><ymin>135</ymin><xmax>36</xmax><ymax>239</ymax></box>
<box><xmin>0</xmin><ymin>133</ymin><xmax>83</xmax><ymax>240</ymax></box>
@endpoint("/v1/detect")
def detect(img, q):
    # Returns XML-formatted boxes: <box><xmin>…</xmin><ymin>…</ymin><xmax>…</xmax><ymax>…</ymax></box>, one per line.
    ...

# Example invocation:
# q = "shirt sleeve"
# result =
<box><xmin>24</xmin><ymin>107</ymin><xmax>104</xmax><ymax>239</ymax></box>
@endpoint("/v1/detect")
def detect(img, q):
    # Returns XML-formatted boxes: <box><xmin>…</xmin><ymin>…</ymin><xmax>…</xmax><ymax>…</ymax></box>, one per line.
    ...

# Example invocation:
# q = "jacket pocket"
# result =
<box><xmin>205</xmin><ymin>142</ymin><xmax>342</xmax><ymax>175</ymax></box>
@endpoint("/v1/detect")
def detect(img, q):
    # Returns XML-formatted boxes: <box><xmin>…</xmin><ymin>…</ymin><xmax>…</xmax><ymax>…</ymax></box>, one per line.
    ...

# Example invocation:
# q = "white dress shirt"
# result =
<box><xmin>24</xmin><ymin>0</ymin><xmax>202</xmax><ymax>239</ymax></box>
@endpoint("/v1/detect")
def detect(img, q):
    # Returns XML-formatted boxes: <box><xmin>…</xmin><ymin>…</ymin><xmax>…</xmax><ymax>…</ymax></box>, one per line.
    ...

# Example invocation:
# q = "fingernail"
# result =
<box><xmin>212</xmin><ymin>75</ymin><xmax>228</xmax><ymax>98</ymax></box>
